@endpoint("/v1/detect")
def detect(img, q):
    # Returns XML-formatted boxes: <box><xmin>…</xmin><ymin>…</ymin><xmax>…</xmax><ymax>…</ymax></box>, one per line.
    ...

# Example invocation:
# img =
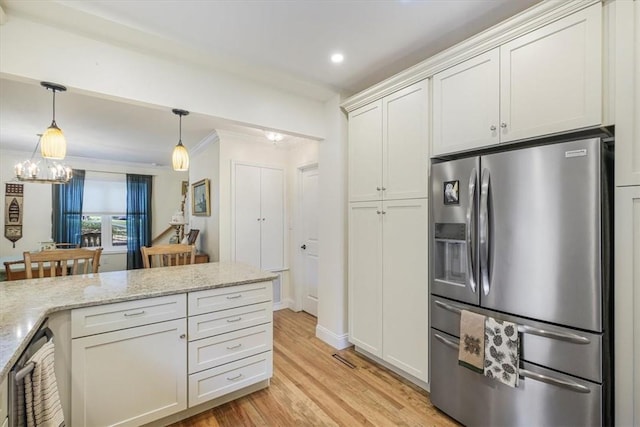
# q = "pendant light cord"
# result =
<box><xmin>179</xmin><ymin>114</ymin><xmax>182</xmax><ymax>143</ymax></box>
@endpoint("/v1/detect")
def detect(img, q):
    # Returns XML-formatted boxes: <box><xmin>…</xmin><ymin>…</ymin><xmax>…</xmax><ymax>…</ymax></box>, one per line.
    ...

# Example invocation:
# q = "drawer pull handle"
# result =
<box><xmin>124</xmin><ymin>310</ymin><xmax>146</xmax><ymax>317</ymax></box>
<box><xmin>227</xmin><ymin>343</ymin><xmax>242</xmax><ymax>350</ymax></box>
<box><xmin>227</xmin><ymin>317</ymin><xmax>243</xmax><ymax>323</ymax></box>
<box><xmin>227</xmin><ymin>373</ymin><xmax>243</xmax><ymax>381</ymax></box>
<box><xmin>226</xmin><ymin>294</ymin><xmax>242</xmax><ymax>300</ymax></box>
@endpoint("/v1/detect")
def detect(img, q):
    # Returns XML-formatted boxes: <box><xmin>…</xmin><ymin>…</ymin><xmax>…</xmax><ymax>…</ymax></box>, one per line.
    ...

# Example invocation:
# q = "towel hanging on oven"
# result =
<box><xmin>22</xmin><ymin>340</ymin><xmax>65</xmax><ymax>427</ymax></box>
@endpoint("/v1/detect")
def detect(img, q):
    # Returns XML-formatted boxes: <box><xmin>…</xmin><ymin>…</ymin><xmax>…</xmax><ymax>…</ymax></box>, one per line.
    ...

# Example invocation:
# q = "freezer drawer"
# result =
<box><xmin>430</xmin><ymin>329</ymin><xmax>602</xmax><ymax>427</ymax></box>
<box><xmin>430</xmin><ymin>296</ymin><xmax>603</xmax><ymax>383</ymax></box>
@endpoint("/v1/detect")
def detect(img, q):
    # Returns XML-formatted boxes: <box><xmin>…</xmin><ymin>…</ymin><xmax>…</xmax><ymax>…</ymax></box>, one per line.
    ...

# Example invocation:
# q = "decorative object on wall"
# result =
<box><xmin>14</xmin><ymin>134</ymin><xmax>72</xmax><ymax>184</ymax></box>
<box><xmin>40</xmin><ymin>82</ymin><xmax>68</xmax><ymax>160</ymax></box>
<box><xmin>172</xmin><ymin>109</ymin><xmax>190</xmax><ymax>171</ymax></box>
<box><xmin>4</xmin><ymin>183</ymin><xmax>23</xmax><ymax>248</ymax></box>
<box><xmin>192</xmin><ymin>178</ymin><xmax>210</xmax><ymax>216</ymax></box>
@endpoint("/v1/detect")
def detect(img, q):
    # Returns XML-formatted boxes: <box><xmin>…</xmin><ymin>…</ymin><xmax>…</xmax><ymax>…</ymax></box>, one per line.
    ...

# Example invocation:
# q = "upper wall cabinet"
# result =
<box><xmin>432</xmin><ymin>3</ymin><xmax>602</xmax><ymax>156</ymax></box>
<box><xmin>349</xmin><ymin>80</ymin><xmax>429</xmax><ymax>202</ymax></box>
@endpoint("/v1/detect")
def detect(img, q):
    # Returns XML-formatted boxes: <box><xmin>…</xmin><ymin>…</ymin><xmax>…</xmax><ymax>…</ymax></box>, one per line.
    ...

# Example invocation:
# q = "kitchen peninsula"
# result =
<box><xmin>0</xmin><ymin>262</ymin><xmax>276</xmax><ymax>426</ymax></box>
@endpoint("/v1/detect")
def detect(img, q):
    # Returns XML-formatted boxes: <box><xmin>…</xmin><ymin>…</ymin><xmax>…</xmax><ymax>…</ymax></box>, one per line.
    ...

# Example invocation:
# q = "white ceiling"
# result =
<box><xmin>0</xmin><ymin>0</ymin><xmax>541</xmax><ymax>166</ymax></box>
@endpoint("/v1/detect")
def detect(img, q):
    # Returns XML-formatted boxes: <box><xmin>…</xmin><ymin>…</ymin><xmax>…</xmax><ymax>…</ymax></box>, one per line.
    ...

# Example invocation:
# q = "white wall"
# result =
<box><xmin>0</xmin><ymin>148</ymin><xmax>188</xmax><ymax>271</ymax></box>
<box><xmin>188</xmin><ymin>136</ymin><xmax>220</xmax><ymax>261</ymax></box>
<box><xmin>316</xmin><ymin>95</ymin><xmax>350</xmax><ymax>349</ymax></box>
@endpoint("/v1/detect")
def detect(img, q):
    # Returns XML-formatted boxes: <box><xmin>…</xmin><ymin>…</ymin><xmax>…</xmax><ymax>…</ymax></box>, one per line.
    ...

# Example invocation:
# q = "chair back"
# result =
<box><xmin>141</xmin><ymin>244</ymin><xmax>196</xmax><ymax>268</ymax></box>
<box><xmin>4</xmin><ymin>260</ymin><xmax>28</xmax><ymax>281</ymax></box>
<box><xmin>55</xmin><ymin>243</ymin><xmax>80</xmax><ymax>249</ymax></box>
<box><xmin>23</xmin><ymin>248</ymin><xmax>103</xmax><ymax>279</ymax></box>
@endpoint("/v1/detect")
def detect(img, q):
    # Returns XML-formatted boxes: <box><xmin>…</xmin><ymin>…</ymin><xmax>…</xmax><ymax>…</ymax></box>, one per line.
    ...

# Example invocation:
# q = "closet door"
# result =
<box><xmin>234</xmin><ymin>164</ymin><xmax>262</xmax><ymax>268</ymax></box>
<box><xmin>260</xmin><ymin>167</ymin><xmax>284</xmax><ymax>271</ymax></box>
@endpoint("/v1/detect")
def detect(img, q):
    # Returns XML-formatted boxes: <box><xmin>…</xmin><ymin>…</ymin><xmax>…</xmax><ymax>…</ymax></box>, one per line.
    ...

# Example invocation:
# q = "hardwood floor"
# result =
<box><xmin>171</xmin><ymin>309</ymin><xmax>458</xmax><ymax>427</ymax></box>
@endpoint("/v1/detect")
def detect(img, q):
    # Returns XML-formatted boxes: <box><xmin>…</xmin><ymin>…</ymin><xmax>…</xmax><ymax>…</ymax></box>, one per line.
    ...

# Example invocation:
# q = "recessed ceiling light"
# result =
<box><xmin>265</xmin><ymin>131</ymin><xmax>284</xmax><ymax>142</ymax></box>
<box><xmin>330</xmin><ymin>53</ymin><xmax>344</xmax><ymax>64</ymax></box>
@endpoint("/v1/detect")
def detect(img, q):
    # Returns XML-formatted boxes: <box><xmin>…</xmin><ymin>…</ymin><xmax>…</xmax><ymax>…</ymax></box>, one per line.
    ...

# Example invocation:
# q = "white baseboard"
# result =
<box><xmin>273</xmin><ymin>298</ymin><xmax>294</xmax><ymax>311</ymax></box>
<box><xmin>315</xmin><ymin>324</ymin><xmax>352</xmax><ymax>350</ymax></box>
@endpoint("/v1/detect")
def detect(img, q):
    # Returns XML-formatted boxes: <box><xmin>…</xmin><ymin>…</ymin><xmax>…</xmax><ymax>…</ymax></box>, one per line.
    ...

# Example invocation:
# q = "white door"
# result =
<box><xmin>383</xmin><ymin>80</ymin><xmax>429</xmax><ymax>200</ymax></box>
<box><xmin>349</xmin><ymin>100</ymin><xmax>383</xmax><ymax>202</ymax></box>
<box><xmin>500</xmin><ymin>3</ymin><xmax>602</xmax><ymax>142</ymax></box>
<box><xmin>260</xmin><ymin>167</ymin><xmax>284</xmax><ymax>271</ymax></box>
<box><xmin>348</xmin><ymin>201</ymin><xmax>383</xmax><ymax>357</ymax></box>
<box><xmin>432</xmin><ymin>48</ymin><xmax>500</xmax><ymax>155</ymax></box>
<box><xmin>381</xmin><ymin>198</ymin><xmax>428</xmax><ymax>382</ymax></box>
<box><xmin>234</xmin><ymin>164</ymin><xmax>261</xmax><ymax>268</ymax></box>
<box><xmin>71</xmin><ymin>319</ymin><xmax>187</xmax><ymax>427</ymax></box>
<box><xmin>300</xmin><ymin>166</ymin><xmax>319</xmax><ymax>316</ymax></box>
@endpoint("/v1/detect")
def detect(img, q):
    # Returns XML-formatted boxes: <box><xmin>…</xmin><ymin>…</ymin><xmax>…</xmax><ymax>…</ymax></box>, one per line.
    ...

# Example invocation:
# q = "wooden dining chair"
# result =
<box><xmin>23</xmin><ymin>248</ymin><xmax>103</xmax><ymax>279</ymax></box>
<box><xmin>140</xmin><ymin>244</ymin><xmax>196</xmax><ymax>268</ymax></box>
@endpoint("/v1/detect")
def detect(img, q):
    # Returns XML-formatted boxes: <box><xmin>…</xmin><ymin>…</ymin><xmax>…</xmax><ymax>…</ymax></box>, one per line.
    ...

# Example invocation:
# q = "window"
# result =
<box><xmin>82</xmin><ymin>172</ymin><xmax>127</xmax><ymax>251</ymax></box>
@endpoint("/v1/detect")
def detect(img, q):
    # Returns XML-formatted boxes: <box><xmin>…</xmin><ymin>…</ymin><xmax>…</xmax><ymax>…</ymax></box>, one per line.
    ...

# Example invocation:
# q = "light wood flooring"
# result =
<box><xmin>171</xmin><ymin>309</ymin><xmax>458</xmax><ymax>427</ymax></box>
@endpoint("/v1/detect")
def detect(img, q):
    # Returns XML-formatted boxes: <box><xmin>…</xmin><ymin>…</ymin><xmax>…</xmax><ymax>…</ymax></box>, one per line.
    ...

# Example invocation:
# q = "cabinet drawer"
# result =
<box><xmin>188</xmin><ymin>281</ymin><xmax>272</xmax><ymax>316</ymax></box>
<box><xmin>188</xmin><ymin>301</ymin><xmax>272</xmax><ymax>341</ymax></box>
<box><xmin>71</xmin><ymin>294</ymin><xmax>187</xmax><ymax>338</ymax></box>
<box><xmin>188</xmin><ymin>323</ymin><xmax>272</xmax><ymax>374</ymax></box>
<box><xmin>188</xmin><ymin>351</ymin><xmax>272</xmax><ymax>408</ymax></box>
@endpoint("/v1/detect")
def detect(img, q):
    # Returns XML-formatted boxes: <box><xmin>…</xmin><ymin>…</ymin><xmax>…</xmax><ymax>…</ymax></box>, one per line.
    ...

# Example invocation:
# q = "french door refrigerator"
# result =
<box><xmin>429</xmin><ymin>135</ymin><xmax>613</xmax><ymax>426</ymax></box>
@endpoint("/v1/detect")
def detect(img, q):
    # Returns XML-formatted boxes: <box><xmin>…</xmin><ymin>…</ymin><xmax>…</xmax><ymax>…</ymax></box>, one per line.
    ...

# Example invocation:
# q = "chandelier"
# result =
<box><xmin>14</xmin><ymin>134</ymin><xmax>73</xmax><ymax>184</ymax></box>
<box><xmin>172</xmin><ymin>109</ymin><xmax>190</xmax><ymax>171</ymax></box>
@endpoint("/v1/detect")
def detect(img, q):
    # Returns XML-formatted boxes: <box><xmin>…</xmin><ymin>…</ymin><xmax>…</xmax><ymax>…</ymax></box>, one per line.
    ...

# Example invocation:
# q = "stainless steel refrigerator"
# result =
<box><xmin>429</xmin><ymin>135</ymin><xmax>614</xmax><ymax>426</ymax></box>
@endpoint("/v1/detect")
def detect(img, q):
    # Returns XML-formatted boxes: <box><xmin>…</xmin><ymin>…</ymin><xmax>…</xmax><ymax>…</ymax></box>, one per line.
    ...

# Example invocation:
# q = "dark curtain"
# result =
<box><xmin>126</xmin><ymin>174</ymin><xmax>152</xmax><ymax>269</ymax></box>
<box><xmin>52</xmin><ymin>169</ymin><xmax>85</xmax><ymax>245</ymax></box>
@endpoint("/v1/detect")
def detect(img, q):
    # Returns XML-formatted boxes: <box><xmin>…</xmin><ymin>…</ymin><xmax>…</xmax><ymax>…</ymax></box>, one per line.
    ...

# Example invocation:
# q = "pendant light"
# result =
<box><xmin>172</xmin><ymin>109</ymin><xmax>190</xmax><ymax>171</ymax></box>
<box><xmin>40</xmin><ymin>82</ymin><xmax>67</xmax><ymax>160</ymax></box>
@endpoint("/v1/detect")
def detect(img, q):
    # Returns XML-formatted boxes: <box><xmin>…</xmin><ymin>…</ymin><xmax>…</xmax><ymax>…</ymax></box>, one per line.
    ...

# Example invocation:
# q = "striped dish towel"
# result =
<box><xmin>24</xmin><ymin>340</ymin><xmax>65</xmax><ymax>427</ymax></box>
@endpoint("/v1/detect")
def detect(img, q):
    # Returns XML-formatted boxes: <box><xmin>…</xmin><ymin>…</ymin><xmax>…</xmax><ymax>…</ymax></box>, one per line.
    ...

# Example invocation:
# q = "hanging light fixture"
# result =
<box><xmin>264</xmin><ymin>131</ymin><xmax>284</xmax><ymax>144</ymax></box>
<box><xmin>14</xmin><ymin>134</ymin><xmax>72</xmax><ymax>184</ymax></box>
<box><xmin>172</xmin><ymin>108</ymin><xmax>190</xmax><ymax>171</ymax></box>
<box><xmin>40</xmin><ymin>82</ymin><xmax>67</xmax><ymax>160</ymax></box>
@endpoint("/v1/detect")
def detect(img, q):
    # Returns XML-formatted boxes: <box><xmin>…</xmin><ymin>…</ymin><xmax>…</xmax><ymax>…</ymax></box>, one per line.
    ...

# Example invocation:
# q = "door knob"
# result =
<box><xmin>300</xmin><ymin>244</ymin><xmax>307</xmax><ymax>250</ymax></box>
<box><xmin>490</xmin><ymin>125</ymin><xmax>496</xmax><ymax>131</ymax></box>
<box><xmin>500</xmin><ymin>122</ymin><xmax>507</xmax><ymax>128</ymax></box>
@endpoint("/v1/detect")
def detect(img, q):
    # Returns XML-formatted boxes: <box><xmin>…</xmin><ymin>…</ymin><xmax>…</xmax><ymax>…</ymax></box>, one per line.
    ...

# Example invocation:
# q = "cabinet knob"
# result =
<box><xmin>382</xmin><ymin>211</ymin><xmax>387</xmax><ymax>215</ymax></box>
<box><xmin>376</xmin><ymin>210</ymin><xmax>381</xmax><ymax>215</ymax></box>
<box><xmin>381</xmin><ymin>187</ymin><xmax>386</xmax><ymax>191</ymax></box>
<box><xmin>300</xmin><ymin>244</ymin><xmax>307</xmax><ymax>250</ymax></box>
<box><xmin>179</xmin><ymin>334</ymin><xmax>186</xmax><ymax>339</ymax></box>
<box><xmin>500</xmin><ymin>122</ymin><xmax>507</xmax><ymax>128</ymax></box>
<box><xmin>490</xmin><ymin>125</ymin><xmax>497</xmax><ymax>131</ymax></box>
<box><xmin>376</xmin><ymin>187</ymin><xmax>381</xmax><ymax>191</ymax></box>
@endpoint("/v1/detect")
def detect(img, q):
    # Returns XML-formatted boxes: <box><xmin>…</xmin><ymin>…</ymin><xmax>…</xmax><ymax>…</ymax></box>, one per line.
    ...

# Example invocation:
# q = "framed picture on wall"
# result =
<box><xmin>192</xmin><ymin>179</ymin><xmax>211</xmax><ymax>216</ymax></box>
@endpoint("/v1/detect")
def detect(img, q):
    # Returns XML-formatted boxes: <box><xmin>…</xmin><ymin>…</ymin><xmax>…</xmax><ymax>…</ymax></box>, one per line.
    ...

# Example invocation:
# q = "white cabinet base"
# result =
<box><xmin>354</xmin><ymin>346</ymin><xmax>429</xmax><ymax>392</ymax></box>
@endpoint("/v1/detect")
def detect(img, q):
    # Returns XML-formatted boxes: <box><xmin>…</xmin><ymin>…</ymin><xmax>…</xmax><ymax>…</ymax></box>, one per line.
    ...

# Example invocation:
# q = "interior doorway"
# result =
<box><xmin>298</xmin><ymin>164</ymin><xmax>319</xmax><ymax>316</ymax></box>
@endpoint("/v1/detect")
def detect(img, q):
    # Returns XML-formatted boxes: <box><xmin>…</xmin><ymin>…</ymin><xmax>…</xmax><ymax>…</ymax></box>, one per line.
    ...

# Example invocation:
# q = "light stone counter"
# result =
<box><xmin>0</xmin><ymin>262</ymin><xmax>276</xmax><ymax>378</ymax></box>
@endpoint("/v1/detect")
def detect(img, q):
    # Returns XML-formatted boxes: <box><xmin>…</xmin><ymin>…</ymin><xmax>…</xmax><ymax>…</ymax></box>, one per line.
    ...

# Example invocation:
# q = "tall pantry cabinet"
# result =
<box><xmin>348</xmin><ymin>79</ymin><xmax>429</xmax><ymax>383</ymax></box>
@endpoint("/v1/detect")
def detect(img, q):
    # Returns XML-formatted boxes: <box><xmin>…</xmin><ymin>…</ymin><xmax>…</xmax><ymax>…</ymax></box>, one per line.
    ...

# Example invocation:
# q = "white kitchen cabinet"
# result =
<box><xmin>233</xmin><ymin>163</ymin><xmax>284</xmax><ymax>271</ymax></box>
<box><xmin>0</xmin><ymin>376</ymin><xmax>6</xmax><ymax>427</ymax></box>
<box><xmin>349</xmin><ymin>80</ymin><xmax>428</xmax><ymax>202</ymax></box>
<box><xmin>615</xmin><ymin>186</ymin><xmax>640</xmax><ymax>427</ymax></box>
<box><xmin>348</xmin><ymin>199</ymin><xmax>429</xmax><ymax>382</ymax></box>
<box><xmin>381</xmin><ymin>199</ymin><xmax>428</xmax><ymax>381</ymax></box>
<box><xmin>348</xmin><ymin>201</ymin><xmax>383</xmax><ymax>356</ymax></box>
<box><xmin>71</xmin><ymin>318</ymin><xmax>187</xmax><ymax>427</ymax></box>
<box><xmin>432</xmin><ymin>49</ymin><xmax>500</xmax><ymax>154</ymax></box>
<box><xmin>615</xmin><ymin>0</ymin><xmax>640</xmax><ymax>186</ymax></box>
<box><xmin>432</xmin><ymin>3</ymin><xmax>602</xmax><ymax>155</ymax></box>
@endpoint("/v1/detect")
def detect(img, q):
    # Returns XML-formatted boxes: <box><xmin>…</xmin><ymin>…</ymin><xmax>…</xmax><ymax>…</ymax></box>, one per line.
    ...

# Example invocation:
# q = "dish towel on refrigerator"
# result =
<box><xmin>484</xmin><ymin>317</ymin><xmax>520</xmax><ymax>387</ymax></box>
<box><xmin>458</xmin><ymin>310</ymin><xmax>486</xmax><ymax>373</ymax></box>
<box><xmin>23</xmin><ymin>340</ymin><xmax>65</xmax><ymax>427</ymax></box>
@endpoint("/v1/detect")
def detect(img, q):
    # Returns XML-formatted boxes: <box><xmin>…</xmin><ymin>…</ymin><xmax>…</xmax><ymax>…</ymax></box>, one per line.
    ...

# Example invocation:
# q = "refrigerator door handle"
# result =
<box><xmin>466</xmin><ymin>168</ymin><xmax>477</xmax><ymax>293</ymax></box>
<box><xmin>479</xmin><ymin>168</ymin><xmax>491</xmax><ymax>296</ymax></box>
<box><xmin>520</xmin><ymin>369</ymin><xmax>591</xmax><ymax>394</ymax></box>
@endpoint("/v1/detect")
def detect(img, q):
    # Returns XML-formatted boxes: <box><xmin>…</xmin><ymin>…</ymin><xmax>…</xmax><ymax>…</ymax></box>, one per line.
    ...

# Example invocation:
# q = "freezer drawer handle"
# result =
<box><xmin>434</xmin><ymin>333</ymin><xmax>460</xmax><ymax>351</ymax></box>
<box><xmin>433</xmin><ymin>331</ymin><xmax>591</xmax><ymax>394</ymax></box>
<box><xmin>520</xmin><ymin>369</ymin><xmax>591</xmax><ymax>394</ymax></box>
<box><xmin>434</xmin><ymin>300</ymin><xmax>591</xmax><ymax>345</ymax></box>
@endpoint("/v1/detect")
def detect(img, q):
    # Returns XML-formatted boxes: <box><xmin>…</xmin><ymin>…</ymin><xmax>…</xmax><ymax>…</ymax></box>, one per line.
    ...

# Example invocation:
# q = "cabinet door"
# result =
<box><xmin>432</xmin><ymin>49</ymin><xmax>500</xmax><ymax>155</ymax></box>
<box><xmin>71</xmin><ymin>319</ymin><xmax>187</xmax><ymax>427</ymax></box>
<box><xmin>348</xmin><ymin>201</ymin><xmax>383</xmax><ymax>356</ymax></box>
<box><xmin>260</xmin><ymin>167</ymin><xmax>284</xmax><ymax>271</ymax></box>
<box><xmin>234</xmin><ymin>164</ymin><xmax>262</xmax><ymax>268</ymax></box>
<box><xmin>349</xmin><ymin>101</ymin><xmax>383</xmax><ymax>202</ymax></box>
<box><xmin>615</xmin><ymin>0</ymin><xmax>640</xmax><ymax>186</ymax></box>
<box><xmin>500</xmin><ymin>3</ymin><xmax>602</xmax><ymax>143</ymax></box>
<box><xmin>614</xmin><ymin>186</ymin><xmax>640</xmax><ymax>427</ymax></box>
<box><xmin>382</xmin><ymin>198</ymin><xmax>428</xmax><ymax>381</ymax></box>
<box><xmin>383</xmin><ymin>80</ymin><xmax>429</xmax><ymax>200</ymax></box>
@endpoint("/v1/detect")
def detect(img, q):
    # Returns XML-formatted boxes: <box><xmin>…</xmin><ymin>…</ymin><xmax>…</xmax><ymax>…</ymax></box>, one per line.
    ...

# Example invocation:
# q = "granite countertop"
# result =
<box><xmin>0</xmin><ymin>262</ymin><xmax>277</xmax><ymax>378</ymax></box>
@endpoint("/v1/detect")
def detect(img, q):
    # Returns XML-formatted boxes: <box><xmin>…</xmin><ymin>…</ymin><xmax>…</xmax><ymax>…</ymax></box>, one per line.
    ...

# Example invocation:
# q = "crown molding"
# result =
<box><xmin>341</xmin><ymin>0</ymin><xmax>601</xmax><ymax>113</ymax></box>
<box><xmin>191</xmin><ymin>130</ymin><xmax>220</xmax><ymax>156</ymax></box>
